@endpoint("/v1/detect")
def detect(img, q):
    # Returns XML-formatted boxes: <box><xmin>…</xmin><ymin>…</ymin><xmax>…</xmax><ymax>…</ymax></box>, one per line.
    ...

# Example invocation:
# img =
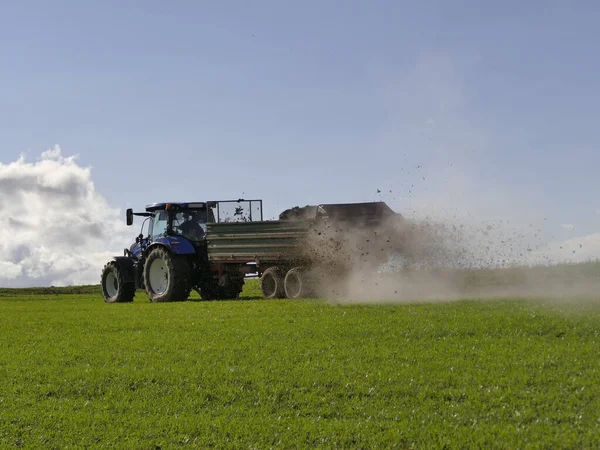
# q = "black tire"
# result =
<box><xmin>101</xmin><ymin>261</ymin><xmax>135</xmax><ymax>303</ymax></box>
<box><xmin>216</xmin><ymin>273</ymin><xmax>244</xmax><ymax>300</ymax></box>
<box><xmin>198</xmin><ymin>283</ymin><xmax>223</xmax><ymax>301</ymax></box>
<box><xmin>198</xmin><ymin>287</ymin><xmax>216</xmax><ymax>301</ymax></box>
<box><xmin>284</xmin><ymin>267</ymin><xmax>312</xmax><ymax>299</ymax></box>
<box><xmin>198</xmin><ymin>279</ymin><xmax>243</xmax><ymax>301</ymax></box>
<box><xmin>142</xmin><ymin>247</ymin><xmax>192</xmax><ymax>302</ymax></box>
<box><xmin>260</xmin><ymin>266</ymin><xmax>285</xmax><ymax>299</ymax></box>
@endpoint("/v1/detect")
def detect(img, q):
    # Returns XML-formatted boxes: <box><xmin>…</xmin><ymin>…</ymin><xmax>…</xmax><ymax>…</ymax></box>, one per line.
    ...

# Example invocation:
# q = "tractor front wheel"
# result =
<box><xmin>143</xmin><ymin>247</ymin><xmax>192</xmax><ymax>302</ymax></box>
<box><xmin>101</xmin><ymin>261</ymin><xmax>135</xmax><ymax>303</ymax></box>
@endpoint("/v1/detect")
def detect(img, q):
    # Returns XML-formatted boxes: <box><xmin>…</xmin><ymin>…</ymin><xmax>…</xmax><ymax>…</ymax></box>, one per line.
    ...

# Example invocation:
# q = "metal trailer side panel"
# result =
<box><xmin>205</xmin><ymin>220</ymin><xmax>314</xmax><ymax>265</ymax></box>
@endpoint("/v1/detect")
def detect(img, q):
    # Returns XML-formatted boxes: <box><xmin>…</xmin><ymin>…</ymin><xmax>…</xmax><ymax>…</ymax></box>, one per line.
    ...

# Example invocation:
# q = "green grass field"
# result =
<box><xmin>1</xmin><ymin>279</ymin><xmax>600</xmax><ymax>448</ymax></box>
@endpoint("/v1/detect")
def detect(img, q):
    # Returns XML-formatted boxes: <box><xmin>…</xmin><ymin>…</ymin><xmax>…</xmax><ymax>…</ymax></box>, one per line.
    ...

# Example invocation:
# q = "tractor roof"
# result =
<box><xmin>144</xmin><ymin>199</ymin><xmax>259</xmax><ymax>212</ymax></box>
<box><xmin>145</xmin><ymin>202</ymin><xmax>208</xmax><ymax>212</ymax></box>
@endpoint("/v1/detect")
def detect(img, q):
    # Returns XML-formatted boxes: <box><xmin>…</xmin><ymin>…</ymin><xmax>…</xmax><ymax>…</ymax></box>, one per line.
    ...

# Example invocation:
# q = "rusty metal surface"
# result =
<box><xmin>206</xmin><ymin>220</ymin><xmax>313</xmax><ymax>264</ymax></box>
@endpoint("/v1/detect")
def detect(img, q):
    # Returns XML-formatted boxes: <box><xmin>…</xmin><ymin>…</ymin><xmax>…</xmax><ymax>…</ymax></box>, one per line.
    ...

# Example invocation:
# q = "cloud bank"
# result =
<box><xmin>0</xmin><ymin>146</ymin><xmax>130</xmax><ymax>287</ymax></box>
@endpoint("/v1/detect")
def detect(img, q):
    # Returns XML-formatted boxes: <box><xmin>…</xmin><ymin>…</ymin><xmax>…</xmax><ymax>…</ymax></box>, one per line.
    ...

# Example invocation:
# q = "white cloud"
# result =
<box><xmin>561</xmin><ymin>224</ymin><xmax>576</xmax><ymax>231</ymax></box>
<box><xmin>0</xmin><ymin>145</ymin><xmax>131</xmax><ymax>287</ymax></box>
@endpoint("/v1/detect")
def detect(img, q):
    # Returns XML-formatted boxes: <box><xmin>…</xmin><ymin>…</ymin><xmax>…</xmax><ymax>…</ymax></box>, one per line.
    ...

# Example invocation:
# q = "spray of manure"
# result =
<box><xmin>288</xmin><ymin>210</ymin><xmax>600</xmax><ymax>304</ymax></box>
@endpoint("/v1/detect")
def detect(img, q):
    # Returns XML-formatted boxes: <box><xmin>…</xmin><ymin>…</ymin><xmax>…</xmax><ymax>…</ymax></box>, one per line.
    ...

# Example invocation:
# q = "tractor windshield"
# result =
<box><xmin>150</xmin><ymin>210</ymin><xmax>169</xmax><ymax>239</ymax></box>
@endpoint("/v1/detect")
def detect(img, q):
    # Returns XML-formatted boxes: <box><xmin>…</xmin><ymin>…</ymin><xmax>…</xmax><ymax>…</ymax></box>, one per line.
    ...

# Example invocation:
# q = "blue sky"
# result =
<box><xmin>1</xmin><ymin>1</ymin><xmax>600</xmax><ymax>285</ymax></box>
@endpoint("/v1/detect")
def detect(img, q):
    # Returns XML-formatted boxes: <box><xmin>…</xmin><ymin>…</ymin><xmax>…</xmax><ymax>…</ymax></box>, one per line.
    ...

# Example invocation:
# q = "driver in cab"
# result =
<box><xmin>178</xmin><ymin>211</ymin><xmax>206</xmax><ymax>240</ymax></box>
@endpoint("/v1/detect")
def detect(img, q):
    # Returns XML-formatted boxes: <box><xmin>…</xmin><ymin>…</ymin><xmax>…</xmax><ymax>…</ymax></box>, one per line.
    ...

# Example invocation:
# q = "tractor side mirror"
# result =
<box><xmin>126</xmin><ymin>208</ymin><xmax>133</xmax><ymax>226</ymax></box>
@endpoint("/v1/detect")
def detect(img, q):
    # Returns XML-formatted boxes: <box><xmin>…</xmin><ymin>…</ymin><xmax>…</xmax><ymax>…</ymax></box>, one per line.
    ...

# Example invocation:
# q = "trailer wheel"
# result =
<box><xmin>260</xmin><ymin>267</ymin><xmax>285</xmax><ymax>299</ymax></box>
<box><xmin>101</xmin><ymin>261</ymin><xmax>135</xmax><ymax>303</ymax></box>
<box><xmin>284</xmin><ymin>267</ymin><xmax>311</xmax><ymax>299</ymax></box>
<box><xmin>143</xmin><ymin>247</ymin><xmax>192</xmax><ymax>302</ymax></box>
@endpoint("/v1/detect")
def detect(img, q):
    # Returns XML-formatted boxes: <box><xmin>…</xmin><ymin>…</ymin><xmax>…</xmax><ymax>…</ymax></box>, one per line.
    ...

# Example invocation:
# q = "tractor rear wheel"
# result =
<box><xmin>101</xmin><ymin>261</ymin><xmax>135</xmax><ymax>303</ymax></box>
<box><xmin>198</xmin><ymin>278</ymin><xmax>243</xmax><ymax>301</ymax></box>
<box><xmin>143</xmin><ymin>247</ymin><xmax>192</xmax><ymax>302</ymax></box>
<box><xmin>260</xmin><ymin>266</ymin><xmax>285</xmax><ymax>299</ymax></box>
<box><xmin>284</xmin><ymin>267</ymin><xmax>312</xmax><ymax>299</ymax></box>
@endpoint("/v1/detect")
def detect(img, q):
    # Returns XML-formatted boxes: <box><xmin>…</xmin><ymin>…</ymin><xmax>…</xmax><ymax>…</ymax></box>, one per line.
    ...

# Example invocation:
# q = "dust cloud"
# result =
<box><xmin>295</xmin><ymin>210</ymin><xmax>600</xmax><ymax>304</ymax></box>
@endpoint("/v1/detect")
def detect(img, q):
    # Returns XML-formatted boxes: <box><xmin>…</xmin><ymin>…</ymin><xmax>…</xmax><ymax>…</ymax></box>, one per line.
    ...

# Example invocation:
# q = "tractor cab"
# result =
<box><xmin>126</xmin><ymin>199</ymin><xmax>264</xmax><ymax>244</ymax></box>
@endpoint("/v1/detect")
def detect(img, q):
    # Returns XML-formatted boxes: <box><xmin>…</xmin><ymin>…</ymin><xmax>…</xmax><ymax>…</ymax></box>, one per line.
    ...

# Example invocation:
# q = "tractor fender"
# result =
<box><xmin>110</xmin><ymin>256</ymin><xmax>136</xmax><ymax>284</ymax></box>
<box><xmin>151</xmin><ymin>236</ymin><xmax>196</xmax><ymax>255</ymax></box>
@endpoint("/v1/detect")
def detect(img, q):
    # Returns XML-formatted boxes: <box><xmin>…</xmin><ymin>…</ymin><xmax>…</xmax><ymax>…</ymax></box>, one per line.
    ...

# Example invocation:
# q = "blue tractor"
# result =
<box><xmin>100</xmin><ymin>199</ymin><xmax>263</xmax><ymax>303</ymax></box>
